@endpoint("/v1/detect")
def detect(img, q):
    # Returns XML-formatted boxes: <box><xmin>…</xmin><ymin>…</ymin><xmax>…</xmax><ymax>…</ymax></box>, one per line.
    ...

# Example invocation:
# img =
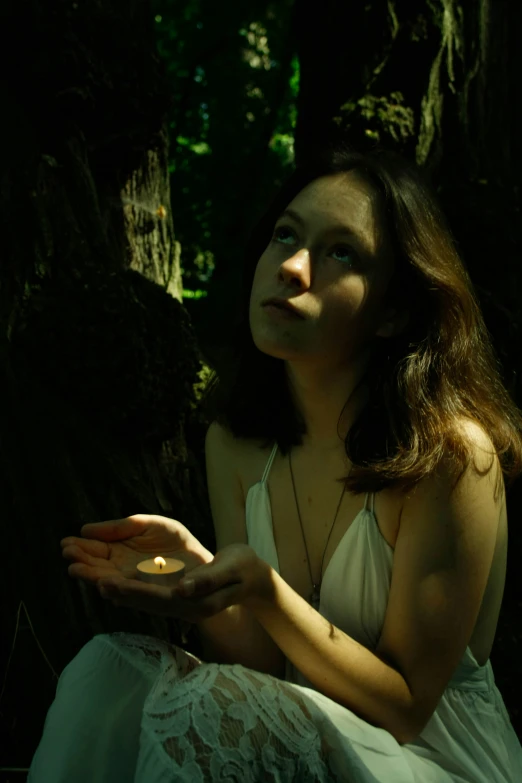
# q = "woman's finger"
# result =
<box><xmin>176</xmin><ymin>553</ymin><xmax>241</xmax><ymax>598</ymax></box>
<box><xmin>96</xmin><ymin>577</ymin><xmax>235</xmax><ymax>621</ymax></box>
<box><xmin>68</xmin><ymin>562</ymin><xmax>115</xmax><ymax>583</ymax></box>
<box><xmin>177</xmin><ymin>561</ymin><xmax>217</xmax><ymax>595</ymax></box>
<box><xmin>63</xmin><ymin>546</ymin><xmax>121</xmax><ymax>577</ymax></box>
<box><xmin>98</xmin><ymin>577</ymin><xmax>162</xmax><ymax>609</ymax></box>
<box><xmin>61</xmin><ymin>539</ymin><xmax>109</xmax><ymax>559</ymax></box>
<box><xmin>80</xmin><ymin>515</ymin><xmax>152</xmax><ymax>541</ymax></box>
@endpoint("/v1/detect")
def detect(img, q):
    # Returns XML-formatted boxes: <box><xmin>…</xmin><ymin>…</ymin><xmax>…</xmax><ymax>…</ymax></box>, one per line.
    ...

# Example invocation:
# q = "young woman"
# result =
<box><xmin>29</xmin><ymin>143</ymin><xmax>522</xmax><ymax>782</ymax></box>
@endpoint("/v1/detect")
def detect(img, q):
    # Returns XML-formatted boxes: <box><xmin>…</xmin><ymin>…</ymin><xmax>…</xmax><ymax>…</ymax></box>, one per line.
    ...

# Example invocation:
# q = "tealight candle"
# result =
<box><xmin>136</xmin><ymin>556</ymin><xmax>185</xmax><ymax>587</ymax></box>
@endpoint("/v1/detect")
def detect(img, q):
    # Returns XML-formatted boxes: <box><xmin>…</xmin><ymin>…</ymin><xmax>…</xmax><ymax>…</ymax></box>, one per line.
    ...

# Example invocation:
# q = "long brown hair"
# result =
<box><xmin>199</xmin><ymin>142</ymin><xmax>522</xmax><ymax>498</ymax></box>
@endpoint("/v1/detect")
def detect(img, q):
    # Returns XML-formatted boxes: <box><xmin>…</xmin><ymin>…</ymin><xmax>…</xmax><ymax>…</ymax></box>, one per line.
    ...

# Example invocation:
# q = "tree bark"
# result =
<box><xmin>0</xmin><ymin>0</ymin><xmax>213</xmax><ymax>768</ymax></box>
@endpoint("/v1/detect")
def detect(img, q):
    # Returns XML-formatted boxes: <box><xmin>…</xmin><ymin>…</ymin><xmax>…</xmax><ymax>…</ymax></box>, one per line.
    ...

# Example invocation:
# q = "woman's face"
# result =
<box><xmin>249</xmin><ymin>170</ymin><xmax>400</xmax><ymax>367</ymax></box>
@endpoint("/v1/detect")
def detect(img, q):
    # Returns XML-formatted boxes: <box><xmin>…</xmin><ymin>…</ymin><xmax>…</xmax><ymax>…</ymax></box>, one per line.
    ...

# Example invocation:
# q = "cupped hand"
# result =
<box><xmin>91</xmin><ymin>543</ymin><xmax>272</xmax><ymax>621</ymax></box>
<box><xmin>61</xmin><ymin>514</ymin><xmax>213</xmax><ymax>587</ymax></box>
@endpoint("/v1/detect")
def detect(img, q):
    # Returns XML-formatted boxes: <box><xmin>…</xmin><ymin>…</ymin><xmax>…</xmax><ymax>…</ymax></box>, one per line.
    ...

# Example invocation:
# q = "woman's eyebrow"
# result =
<box><xmin>279</xmin><ymin>208</ymin><xmax>306</xmax><ymax>226</ymax></box>
<box><xmin>278</xmin><ymin>207</ymin><xmax>360</xmax><ymax>240</ymax></box>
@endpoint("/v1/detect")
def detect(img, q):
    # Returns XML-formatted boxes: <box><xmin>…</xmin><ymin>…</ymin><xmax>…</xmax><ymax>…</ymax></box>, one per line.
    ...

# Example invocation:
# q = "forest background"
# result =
<box><xmin>1</xmin><ymin>0</ymin><xmax>521</xmax><ymax>776</ymax></box>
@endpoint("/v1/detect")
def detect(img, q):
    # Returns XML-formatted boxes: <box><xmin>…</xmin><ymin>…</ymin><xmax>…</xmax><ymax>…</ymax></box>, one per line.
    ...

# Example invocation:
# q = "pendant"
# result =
<box><xmin>310</xmin><ymin>585</ymin><xmax>320</xmax><ymax>610</ymax></box>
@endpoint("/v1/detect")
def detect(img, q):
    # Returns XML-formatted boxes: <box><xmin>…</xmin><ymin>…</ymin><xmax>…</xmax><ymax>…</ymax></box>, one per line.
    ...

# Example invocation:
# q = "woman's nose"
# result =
<box><xmin>279</xmin><ymin>248</ymin><xmax>311</xmax><ymax>286</ymax></box>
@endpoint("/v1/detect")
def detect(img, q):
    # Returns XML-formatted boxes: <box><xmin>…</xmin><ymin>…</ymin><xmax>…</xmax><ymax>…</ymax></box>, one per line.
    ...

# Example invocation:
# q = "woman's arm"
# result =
<box><xmin>243</xmin><ymin>424</ymin><xmax>502</xmax><ymax>743</ymax></box>
<box><xmin>245</xmin><ymin>568</ymin><xmax>415</xmax><ymax>743</ymax></box>
<box><xmin>195</xmin><ymin>604</ymin><xmax>285</xmax><ymax>676</ymax></box>
<box><xmin>197</xmin><ymin>421</ymin><xmax>285</xmax><ymax>677</ymax></box>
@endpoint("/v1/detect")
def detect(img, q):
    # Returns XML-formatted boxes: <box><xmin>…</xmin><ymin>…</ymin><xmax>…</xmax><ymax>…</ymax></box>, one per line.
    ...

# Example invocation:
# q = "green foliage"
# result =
<box><xmin>182</xmin><ymin>288</ymin><xmax>208</xmax><ymax>299</ymax></box>
<box><xmin>151</xmin><ymin>0</ymin><xmax>297</xmax><ymax>300</ymax></box>
<box><xmin>288</xmin><ymin>54</ymin><xmax>300</xmax><ymax>97</ymax></box>
<box><xmin>334</xmin><ymin>91</ymin><xmax>415</xmax><ymax>147</ymax></box>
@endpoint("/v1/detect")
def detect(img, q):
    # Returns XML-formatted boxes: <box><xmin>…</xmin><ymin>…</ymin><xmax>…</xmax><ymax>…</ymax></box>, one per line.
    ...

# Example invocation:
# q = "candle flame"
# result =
<box><xmin>154</xmin><ymin>556</ymin><xmax>166</xmax><ymax>570</ymax></box>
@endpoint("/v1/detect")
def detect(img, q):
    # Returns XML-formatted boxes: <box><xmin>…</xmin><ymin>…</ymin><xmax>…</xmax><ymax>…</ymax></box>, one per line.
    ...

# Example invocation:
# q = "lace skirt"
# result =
<box><xmin>29</xmin><ymin>631</ymin><xmax>488</xmax><ymax>783</ymax></box>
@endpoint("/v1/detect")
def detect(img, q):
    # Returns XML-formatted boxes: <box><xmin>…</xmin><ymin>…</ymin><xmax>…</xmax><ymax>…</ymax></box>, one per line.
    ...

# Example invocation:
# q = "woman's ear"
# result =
<box><xmin>375</xmin><ymin>308</ymin><xmax>409</xmax><ymax>338</ymax></box>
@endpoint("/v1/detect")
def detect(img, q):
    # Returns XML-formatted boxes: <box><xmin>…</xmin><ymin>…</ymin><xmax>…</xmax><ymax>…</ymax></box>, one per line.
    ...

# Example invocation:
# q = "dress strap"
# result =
<box><xmin>364</xmin><ymin>492</ymin><xmax>375</xmax><ymax>513</ymax></box>
<box><xmin>261</xmin><ymin>441</ymin><xmax>278</xmax><ymax>483</ymax></box>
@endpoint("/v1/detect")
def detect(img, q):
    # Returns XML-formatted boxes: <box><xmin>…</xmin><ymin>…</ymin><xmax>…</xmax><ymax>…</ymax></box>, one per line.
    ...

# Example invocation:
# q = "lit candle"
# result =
<box><xmin>136</xmin><ymin>556</ymin><xmax>186</xmax><ymax>587</ymax></box>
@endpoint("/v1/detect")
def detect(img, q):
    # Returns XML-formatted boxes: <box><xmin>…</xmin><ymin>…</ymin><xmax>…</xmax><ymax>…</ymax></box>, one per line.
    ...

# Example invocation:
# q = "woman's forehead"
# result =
<box><xmin>289</xmin><ymin>171</ymin><xmax>380</xmax><ymax>218</ymax></box>
<box><xmin>286</xmin><ymin>171</ymin><xmax>391</xmax><ymax>257</ymax></box>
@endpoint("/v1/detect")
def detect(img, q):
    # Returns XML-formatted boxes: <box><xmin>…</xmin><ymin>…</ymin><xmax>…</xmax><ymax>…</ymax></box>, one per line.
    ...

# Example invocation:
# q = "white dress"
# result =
<box><xmin>28</xmin><ymin>441</ymin><xmax>522</xmax><ymax>782</ymax></box>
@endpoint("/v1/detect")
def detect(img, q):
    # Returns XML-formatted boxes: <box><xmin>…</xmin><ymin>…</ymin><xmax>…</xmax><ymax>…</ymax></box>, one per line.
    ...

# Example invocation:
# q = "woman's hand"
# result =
<box><xmin>61</xmin><ymin>514</ymin><xmax>214</xmax><ymax>587</ymax></box>
<box><xmin>95</xmin><ymin>543</ymin><xmax>274</xmax><ymax>621</ymax></box>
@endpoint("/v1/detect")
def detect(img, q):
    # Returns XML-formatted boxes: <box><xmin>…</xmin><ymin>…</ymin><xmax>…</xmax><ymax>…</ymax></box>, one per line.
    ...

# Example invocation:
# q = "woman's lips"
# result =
<box><xmin>262</xmin><ymin>303</ymin><xmax>303</xmax><ymax>319</ymax></box>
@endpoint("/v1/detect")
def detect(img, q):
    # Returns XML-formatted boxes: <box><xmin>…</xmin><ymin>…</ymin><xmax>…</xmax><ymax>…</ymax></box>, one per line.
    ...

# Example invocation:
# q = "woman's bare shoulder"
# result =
<box><xmin>451</xmin><ymin>416</ymin><xmax>499</xmax><ymax>471</ymax></box>
<box><xmin>210</xmin><ymin>421</ymin><xmax>268</xmax><ymax>453</ymax></box>
<box><xmin>208</xmin><ymin>422</ymin><xmax>271</xmax><ymax>499</ymax></box>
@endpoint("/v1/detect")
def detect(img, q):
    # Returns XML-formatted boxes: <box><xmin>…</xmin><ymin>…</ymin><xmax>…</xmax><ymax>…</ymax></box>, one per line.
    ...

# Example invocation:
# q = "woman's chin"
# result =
<box><xmin>252</xmin><ymin>340</ymin><xmax>290</xmax><ymax>361</ymax></box>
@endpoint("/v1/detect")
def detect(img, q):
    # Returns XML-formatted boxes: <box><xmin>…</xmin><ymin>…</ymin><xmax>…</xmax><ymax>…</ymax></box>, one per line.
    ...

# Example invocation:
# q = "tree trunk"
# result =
<box><xmin>0</xmin><ymin>0</ymin><xmax>213</xmax><ymax>769</ymax></box>
<box><xmin>294</xmin><ymin>0</ymin><xmax>522</xmax><ymax>735</ymax></box>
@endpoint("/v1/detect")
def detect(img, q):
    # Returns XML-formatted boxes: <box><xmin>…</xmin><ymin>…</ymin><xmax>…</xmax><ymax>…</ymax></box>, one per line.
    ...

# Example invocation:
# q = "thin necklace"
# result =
<box><xmin>289</xmin><ymin>446</ymin><xmax>347</xmax><ymax>610</ymax></box>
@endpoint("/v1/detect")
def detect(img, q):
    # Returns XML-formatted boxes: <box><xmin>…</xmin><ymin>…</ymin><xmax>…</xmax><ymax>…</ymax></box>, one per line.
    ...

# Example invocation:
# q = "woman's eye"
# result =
<box><xmin>272</xmin><ymin>226</ymin><xmax>295</xmax><ymax>244</ymax></box>
<box><xmin>272</xmin><ymin>227</ymin><xmax>357</xmax><ymax>266</ymax></box>
<box><xmin>332</xmin><ymin>246</ymin><xmax>357</xmax><ymax>264</ymax></box>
